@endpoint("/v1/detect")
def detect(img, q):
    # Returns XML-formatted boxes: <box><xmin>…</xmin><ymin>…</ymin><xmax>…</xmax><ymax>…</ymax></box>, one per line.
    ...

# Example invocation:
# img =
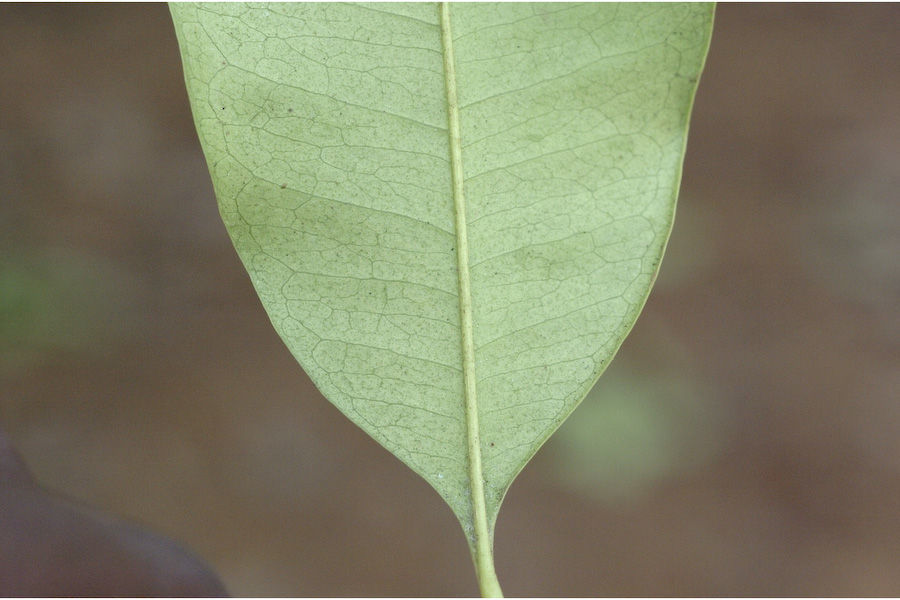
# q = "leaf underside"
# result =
<box><xmin>171</xmin><ymin>1</ymin><xmax>712</xmax><ymax>555</ymax></box>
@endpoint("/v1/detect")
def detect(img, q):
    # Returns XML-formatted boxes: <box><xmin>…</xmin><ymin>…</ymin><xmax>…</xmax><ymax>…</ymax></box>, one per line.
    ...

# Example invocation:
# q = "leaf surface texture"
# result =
<box><xmin>171</xmin><ymin>2</ymin><xmax>713</xmax><ymax>549</ymax></box>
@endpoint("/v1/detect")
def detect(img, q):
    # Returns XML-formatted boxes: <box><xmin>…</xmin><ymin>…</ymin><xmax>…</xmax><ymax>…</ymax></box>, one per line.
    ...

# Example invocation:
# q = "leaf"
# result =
<box><xmin>170</xmin><ymin>2</ymin><xmax>713</xmax><ymax>594</ymax></box>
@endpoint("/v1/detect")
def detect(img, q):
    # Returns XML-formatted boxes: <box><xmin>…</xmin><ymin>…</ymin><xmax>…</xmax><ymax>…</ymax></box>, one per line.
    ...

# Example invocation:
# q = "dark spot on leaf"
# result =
<box><xmin>489</xmin><ymin>442</ymin><xmax>495</xmax><ymax>447</ymax></box>
<box><xmin>287</xmin><ymin>107</ymin><xmax>293</xmax><ymax>113</ymax></box>
<box><xmin>280</xmin><ymin>183</ymin><xmax>287</xmax><ymax>189</ymax></box>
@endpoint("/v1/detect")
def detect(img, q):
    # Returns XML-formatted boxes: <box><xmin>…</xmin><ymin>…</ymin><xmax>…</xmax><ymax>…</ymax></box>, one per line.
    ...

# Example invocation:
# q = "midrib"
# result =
<box><xmin>438</xmin><ymin>3</ymin><xmax>499</xmax><ymax>596</ymax></box>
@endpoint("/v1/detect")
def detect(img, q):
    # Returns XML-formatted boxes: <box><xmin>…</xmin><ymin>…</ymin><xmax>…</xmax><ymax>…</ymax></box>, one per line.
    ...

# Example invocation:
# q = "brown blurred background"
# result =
<box><xmin>1</xmin><ymin>3</ymin><xmax>898</xmax><ymax>596</ymax></box>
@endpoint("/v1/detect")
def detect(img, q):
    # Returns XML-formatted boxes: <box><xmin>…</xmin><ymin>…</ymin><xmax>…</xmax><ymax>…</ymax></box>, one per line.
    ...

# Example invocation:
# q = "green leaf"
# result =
<box><xmin>170</xmin><ymin>3</ymin><xmax>713</xmax><ymax>594</ymax></box>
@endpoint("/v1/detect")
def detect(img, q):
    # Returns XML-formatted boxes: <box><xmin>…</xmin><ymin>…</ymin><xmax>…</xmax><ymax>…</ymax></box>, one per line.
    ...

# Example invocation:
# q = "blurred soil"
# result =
<box><xmin>1</xmin><ymin>4</ymin><xmax>898</xmax><ymax>596</ymax></box>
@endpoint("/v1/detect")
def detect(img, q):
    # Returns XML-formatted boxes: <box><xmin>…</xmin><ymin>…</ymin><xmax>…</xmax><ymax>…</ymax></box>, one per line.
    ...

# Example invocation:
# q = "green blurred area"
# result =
<box><xmin>1</xmin><ymin>4</ymin><xmax>898</xmax><ymax>597</ymax></box>
<box><xmin>549</xmin><ymin>336</ymin><xmax>723</xmax><ymax>503</ymax></box>
<box><xmin>0</xmin><ymin>250</ymin><xmax>139</xmax><ymax>376</ymax></box>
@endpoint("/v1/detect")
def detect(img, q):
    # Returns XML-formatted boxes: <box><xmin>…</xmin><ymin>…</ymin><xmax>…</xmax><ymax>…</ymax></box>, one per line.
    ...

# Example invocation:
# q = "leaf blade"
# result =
<box><xmin>456</xmin><ymin>4</ymin><xmax>715</xmax><ymax>525</ymax></box>
<box><xmin>170</xmin><ymin>1</ymin><xmax>713</xmax><ymax>586</ymax></box>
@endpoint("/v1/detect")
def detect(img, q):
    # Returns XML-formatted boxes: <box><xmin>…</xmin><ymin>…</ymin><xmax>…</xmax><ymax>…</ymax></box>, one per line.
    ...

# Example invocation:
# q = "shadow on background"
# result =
<box><xmin>1</xmin><ymin>4</ymin><xmax>898</xmax><ymax>596</ymax></box>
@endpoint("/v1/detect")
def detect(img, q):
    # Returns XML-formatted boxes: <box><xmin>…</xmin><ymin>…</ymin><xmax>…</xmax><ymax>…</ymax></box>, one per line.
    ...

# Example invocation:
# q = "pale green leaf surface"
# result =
<box><xmin>171</xmin><ymin>1</ymin><xmax>712</xmax><ymax>555</ymax></box>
